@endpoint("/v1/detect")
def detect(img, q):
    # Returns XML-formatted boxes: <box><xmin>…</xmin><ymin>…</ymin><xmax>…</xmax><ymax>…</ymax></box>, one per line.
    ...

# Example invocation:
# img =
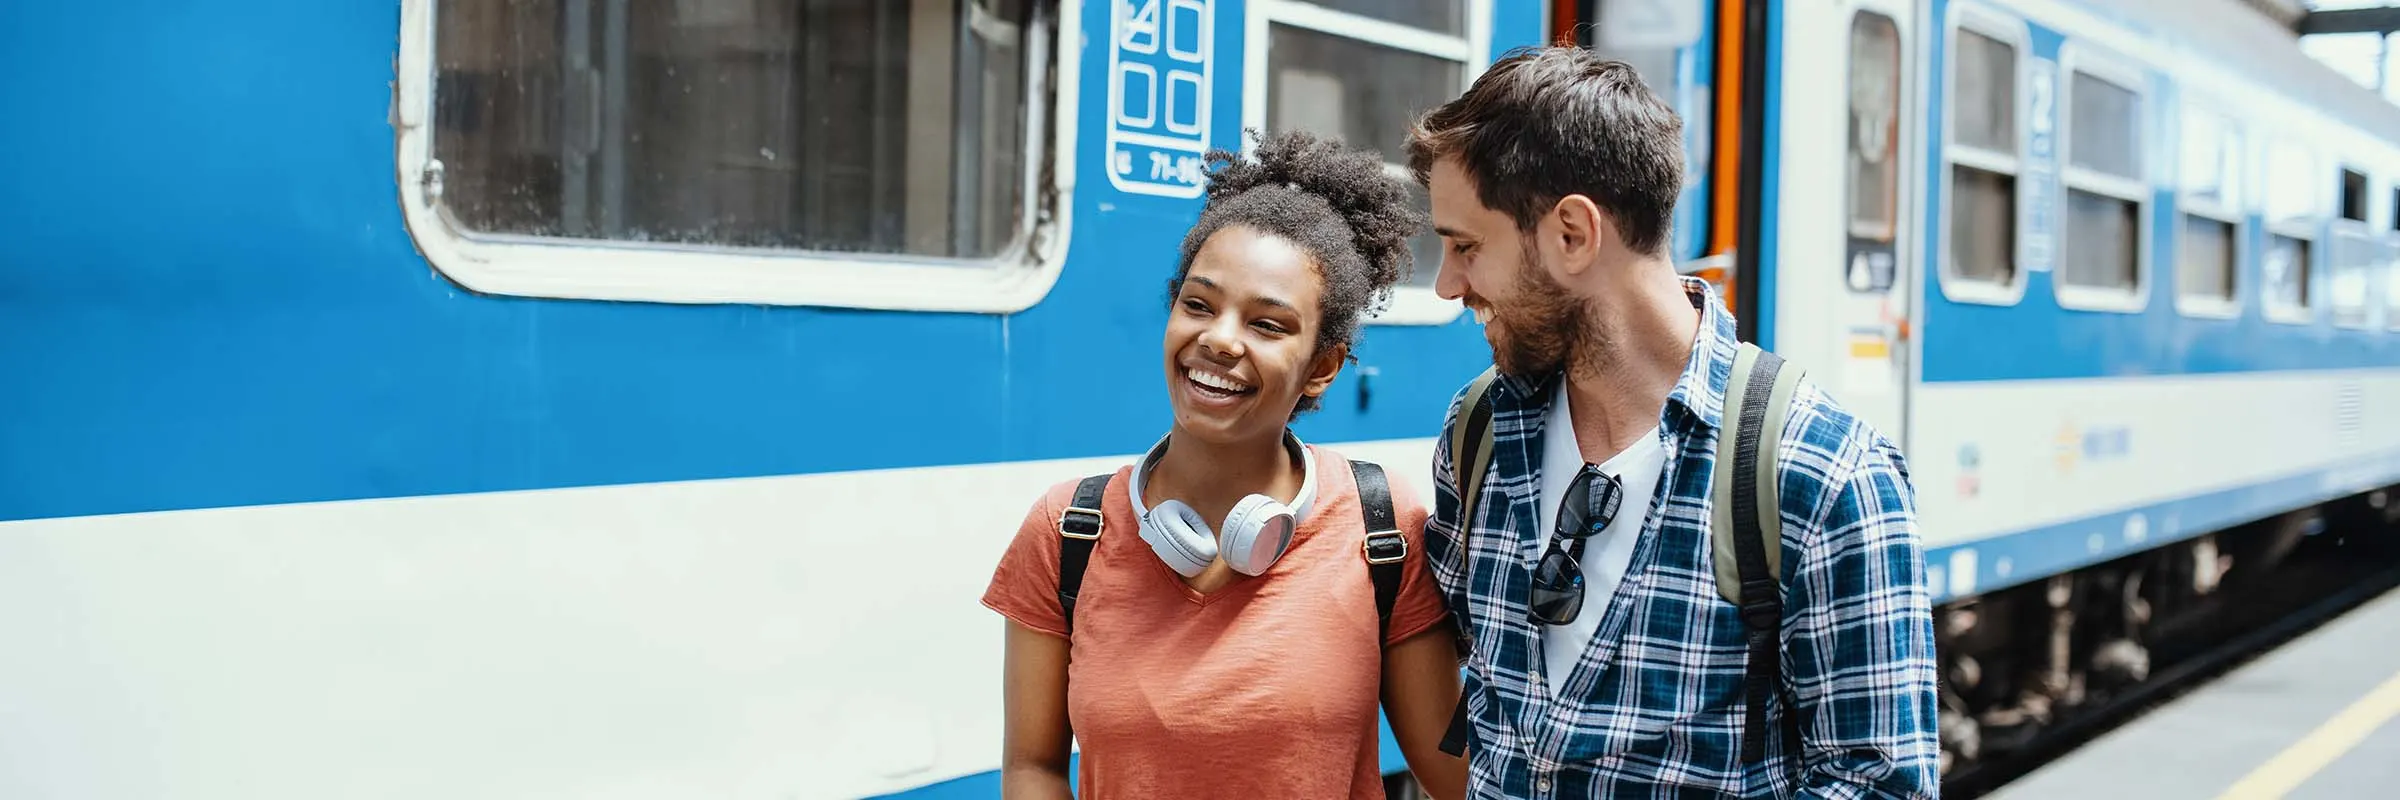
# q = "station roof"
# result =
<box><xmin>2296</xmin><ymin>2</ymin><xmax>2400</xmax><ymax>35</ymax></box>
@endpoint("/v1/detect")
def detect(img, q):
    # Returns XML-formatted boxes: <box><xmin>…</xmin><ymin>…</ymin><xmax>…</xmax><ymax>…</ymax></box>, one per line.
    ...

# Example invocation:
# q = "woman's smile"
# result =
<box><xmin>1182</xmin><ymin>364</ymin><xmax>1257</xmax><ymax>408</ymax></box>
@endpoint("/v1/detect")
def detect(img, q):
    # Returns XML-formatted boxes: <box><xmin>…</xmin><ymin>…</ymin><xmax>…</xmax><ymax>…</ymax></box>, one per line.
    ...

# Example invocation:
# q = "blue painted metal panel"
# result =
<box><xmin>0</xmin><ymin>1</ymin><xmax>1546</xmax><ymax>521</ymax></box>
<box><xmin>1913</xmin><ymin>1</ymin><xmax>2400</xmax><ymax>384</ymax></box>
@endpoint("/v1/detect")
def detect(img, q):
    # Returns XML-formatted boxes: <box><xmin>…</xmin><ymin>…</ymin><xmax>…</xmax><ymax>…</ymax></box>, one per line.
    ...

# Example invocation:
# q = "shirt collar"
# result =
<box><xmin>1662</xmin><ymin>275</ymin><xmax>1740</xmax><ymax>433</ymax></box>
<box><xmin>1488</xmin><ymin>275</ymin><xmax>1738</xmax><ymax>435</ymax></box>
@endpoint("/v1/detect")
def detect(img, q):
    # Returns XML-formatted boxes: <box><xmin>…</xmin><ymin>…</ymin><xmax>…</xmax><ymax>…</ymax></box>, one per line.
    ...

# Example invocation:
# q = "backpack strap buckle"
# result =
<box><xmin>1363</xmin><ymin>529</ymin><xmax>1408</xmax><ymax>564</ymax></box>
<box><xmin>1056</xmin><ymin>474</ymin><xmax>1113</xmax><ymax>634</ymax></box>
<box><xmin>1058</xmin><ymin>505</ymin><xmax>1104</xmax><ymax>540</ymax></box>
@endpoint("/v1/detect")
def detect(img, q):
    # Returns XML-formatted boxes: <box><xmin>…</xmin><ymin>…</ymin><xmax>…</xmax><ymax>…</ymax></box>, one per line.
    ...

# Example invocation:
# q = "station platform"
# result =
<box><xmin>1989</xmin><ymin>586</ymin><xmax>2400</xmax><ymax>799</ymax></box>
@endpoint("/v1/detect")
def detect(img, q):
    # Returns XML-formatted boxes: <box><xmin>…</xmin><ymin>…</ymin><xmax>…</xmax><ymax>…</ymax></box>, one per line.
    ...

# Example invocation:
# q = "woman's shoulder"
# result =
<box><xmin>984</xmin><ymin>465</ymin><xmax>1136</xmax><ymax>636</ymax></box>
<box><xmin>1302</xmin><ymin>445</ymin><xmax>1429</xmax><ymax>533</ymax></box>
<box><xmin>1014</xmin><ymin>465</ymin><xmax>1135</xmax><ymax>537</ymax></box>
<box><xmin>1306</xmin><ymin>445</ymin><xmax>1423</xmax><ymax>498</ymax></box>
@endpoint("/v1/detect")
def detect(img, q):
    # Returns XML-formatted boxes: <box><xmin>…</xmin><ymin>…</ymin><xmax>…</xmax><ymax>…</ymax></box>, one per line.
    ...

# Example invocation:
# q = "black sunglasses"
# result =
<box><xmin>1530</xmin><ymin>465</ymin><xmax>1625</xmax><ymax>626</ymax></box>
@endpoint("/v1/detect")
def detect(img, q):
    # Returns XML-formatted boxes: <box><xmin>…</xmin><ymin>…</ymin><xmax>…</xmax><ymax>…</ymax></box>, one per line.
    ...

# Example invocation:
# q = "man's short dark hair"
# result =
<box><xmin>1405</xmin><ymin>46</ymin><xmax>1684</xmax><ymax>256</ymax></box>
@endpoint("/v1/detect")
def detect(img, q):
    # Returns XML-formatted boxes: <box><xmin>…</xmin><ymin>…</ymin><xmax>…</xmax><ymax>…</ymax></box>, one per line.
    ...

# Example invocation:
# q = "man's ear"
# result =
<box><xmin>1549</xmin><ymin>194</ymin><xmax>1610</xmax><ymax>277</ymax></box>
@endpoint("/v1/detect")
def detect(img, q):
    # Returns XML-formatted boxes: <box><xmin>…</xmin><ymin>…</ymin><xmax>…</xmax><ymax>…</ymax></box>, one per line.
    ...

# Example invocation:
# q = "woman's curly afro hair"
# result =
<box><xmin>1168</xmin><ymin>128</ymin><xmax>1426</xmax><ymax>415</ymax></box>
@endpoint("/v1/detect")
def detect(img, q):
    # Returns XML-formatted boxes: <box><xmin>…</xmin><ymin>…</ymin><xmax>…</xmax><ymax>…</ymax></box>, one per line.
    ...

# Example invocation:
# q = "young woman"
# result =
<box><xmin>979</xmin><ymin>130</ymin><xmax>1468</xmax><ymax>799</ymax></box>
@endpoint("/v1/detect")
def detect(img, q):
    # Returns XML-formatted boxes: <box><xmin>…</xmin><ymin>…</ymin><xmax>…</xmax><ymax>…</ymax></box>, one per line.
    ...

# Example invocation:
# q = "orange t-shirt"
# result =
<box><xmin>981</xmin><ymin>444</ymin><xmax>1450</xmax><ymax>799</ymax></box>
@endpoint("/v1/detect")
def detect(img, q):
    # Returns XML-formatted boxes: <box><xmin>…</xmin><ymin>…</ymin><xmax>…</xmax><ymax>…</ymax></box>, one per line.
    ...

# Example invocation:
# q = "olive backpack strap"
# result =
<box><xmin>1436</xmin><ymin>367</ymin><xmax>1500</xmax><ymax>758</ymax></box>
<box><xmin>1712</xmin><ymin>342</ymin><xmax>1805</xmax><ymax>762</ymax></box>
<box><xmin>1055</xmin><ymin>473</ymin><xmax>1112</xmax><ymax>635</ymax></box>
<box><xmin>1452</xmin><ymin>367</ymin><xmax>1502</xmax><ymax>549</ymax></box>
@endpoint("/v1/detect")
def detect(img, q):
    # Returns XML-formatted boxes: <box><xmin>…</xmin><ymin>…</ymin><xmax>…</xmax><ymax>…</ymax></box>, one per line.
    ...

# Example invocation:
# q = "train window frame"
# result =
<box><xmin>2329</xmin><ymin>164</ymin><xmax>2377</xmax><ymax>331</ymax></box>
<box><xmin>2052</xmin><ymin>43</ymin><xmax>2151</xmax><ymax>314</ymax></box>
<box><xmin>1243</xmin><ymin>0</ymin><xmax>1493</xmax><ymax>327</ymax></box>
<box><xmin>389</xmin><ymin>0</ymin><xmax>1081</xmax><ymax>313</ymax></box>
<box><xmin>1935</xmin><ymin>6</ymin><xmax>2031</xmax><ymax>308</ymax></box>
<box><xmin>2172</xmin><ymin>98</ymin><xmax>2243</xmax><ymax>319</ymax></box>
<box><xmin>2260</xmin><ymin>137</ymin><xmax>2318</xmax><ymax>326</ymax></box>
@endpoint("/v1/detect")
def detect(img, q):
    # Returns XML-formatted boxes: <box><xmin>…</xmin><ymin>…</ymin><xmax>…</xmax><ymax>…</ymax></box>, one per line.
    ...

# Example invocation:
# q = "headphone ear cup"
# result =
<box><xmin>1218</xmin><ymin>494</ymin><xmax>1296</xmax><ymax>576</ymax></box>
<box><xmin>1141</xmin><ymin>499</ymin><xmax>1219</xmax><ymax>577</ymax></box>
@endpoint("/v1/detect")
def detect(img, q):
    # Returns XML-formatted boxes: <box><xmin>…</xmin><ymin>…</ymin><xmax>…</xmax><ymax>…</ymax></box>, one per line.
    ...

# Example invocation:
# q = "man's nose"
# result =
<box><xmin>1434</xmin><ymin>253</ymin><xmax>1467</xmax><ymax>301</ymax></box>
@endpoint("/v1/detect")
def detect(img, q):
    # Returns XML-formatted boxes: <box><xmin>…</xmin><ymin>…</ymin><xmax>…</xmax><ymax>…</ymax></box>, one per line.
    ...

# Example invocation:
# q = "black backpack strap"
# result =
<box><xmin>1730</xmin><ymin>348</ymin><xmax>1789</xmax><ymax>762</ymax></box>
<box><xmin>1350</xmin><ymin>460</ymin><xmax>1407</xmax><ymax>644</ymax></box>
<box><xmin>1056</xmin><ymin>474</ymin><xmax>1111</xmax><ymax>635</ymax></box>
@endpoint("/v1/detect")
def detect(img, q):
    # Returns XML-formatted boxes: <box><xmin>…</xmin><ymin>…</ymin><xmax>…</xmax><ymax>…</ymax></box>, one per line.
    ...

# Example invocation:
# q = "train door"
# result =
<box><xmin>1777</xmin><ymin>0</ymin><xmax>1918</xmax><ymax>448</ymax></box>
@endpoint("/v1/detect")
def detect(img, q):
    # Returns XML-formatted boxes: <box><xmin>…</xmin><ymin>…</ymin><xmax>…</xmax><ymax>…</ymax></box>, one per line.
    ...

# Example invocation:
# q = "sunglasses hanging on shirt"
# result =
<box><xmin>1530</xmin><ymin>464</ymin><xmax>1625</xmax><ymax>626</ymax></box>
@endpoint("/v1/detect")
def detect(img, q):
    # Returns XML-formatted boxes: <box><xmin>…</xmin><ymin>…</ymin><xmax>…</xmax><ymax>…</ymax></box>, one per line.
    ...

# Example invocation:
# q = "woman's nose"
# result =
<box><xmin>1195</xmin><ymin>316</ymin><xmax>1245</xmax><ymax>359</ymax></box>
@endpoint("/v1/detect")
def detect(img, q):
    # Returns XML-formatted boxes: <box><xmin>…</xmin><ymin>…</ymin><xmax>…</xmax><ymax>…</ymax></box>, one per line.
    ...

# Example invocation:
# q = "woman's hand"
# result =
<box><xmin>1001</xmin><ymin>620</ymin><xmax>1076</xmax><ymax>800</ymax></box>
<box><xmin>1384</xmin><ymin>621</ymin><xmax>1469</xmax><ymax>800</ymax></box>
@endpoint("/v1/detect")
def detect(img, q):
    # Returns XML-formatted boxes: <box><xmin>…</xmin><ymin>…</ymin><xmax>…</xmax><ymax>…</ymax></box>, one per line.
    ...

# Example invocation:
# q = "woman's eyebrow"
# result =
<box><xmin>1190</xmin><ymin>275</ymin><xmax>1297</xmax><ymax>312</ymax></box>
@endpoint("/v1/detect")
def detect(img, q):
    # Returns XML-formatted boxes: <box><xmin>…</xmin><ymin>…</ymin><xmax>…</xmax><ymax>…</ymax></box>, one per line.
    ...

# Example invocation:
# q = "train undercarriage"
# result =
<box><xmin>1935</xmin><ymin>485</ymin><xmax>2400</xmax><ymax>784</ymax></box>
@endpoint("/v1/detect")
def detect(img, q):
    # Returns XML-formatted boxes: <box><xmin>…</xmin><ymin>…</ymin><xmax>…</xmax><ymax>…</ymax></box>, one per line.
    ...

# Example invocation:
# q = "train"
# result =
<box><xmin>3</xmin><ymin>0</ymin><xmax>2398</xmax><ymax>797</ymax></box>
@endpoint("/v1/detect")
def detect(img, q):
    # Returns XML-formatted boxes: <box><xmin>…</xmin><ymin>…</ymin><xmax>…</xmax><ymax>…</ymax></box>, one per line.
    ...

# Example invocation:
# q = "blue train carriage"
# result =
<box><xmin>2</xmin><ymin>0</ymin><xmax>2393</xmax><ymax>798</ymax></box>
<box><xmin>0</xmin><ymin>0</ymin><xmax>1623</xmax><ymax>798</ymax></box>
<box><xmin>1764</xmin><ymin>0</ymin><xmax>2400</xmax><ymax>772</ymax></box>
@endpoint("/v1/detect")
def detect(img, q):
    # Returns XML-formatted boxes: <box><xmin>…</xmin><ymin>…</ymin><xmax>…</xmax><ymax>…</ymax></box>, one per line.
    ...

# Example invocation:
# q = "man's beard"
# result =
<box><xmin>1489</xmin><ymin>245</ymin><xmax>1603</xmax><ymax>381</ymax></box>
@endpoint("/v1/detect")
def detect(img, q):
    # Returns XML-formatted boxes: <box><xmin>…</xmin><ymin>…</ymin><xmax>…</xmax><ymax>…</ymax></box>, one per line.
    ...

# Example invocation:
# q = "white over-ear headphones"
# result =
<box><xmin>1128</xmin><ymin>432</ymin><xmax>1319</xmax><ymax>577</ymax></box>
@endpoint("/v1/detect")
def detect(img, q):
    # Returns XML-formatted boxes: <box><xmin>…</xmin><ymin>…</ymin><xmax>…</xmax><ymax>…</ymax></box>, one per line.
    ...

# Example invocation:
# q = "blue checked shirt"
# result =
<box><xmin>1423</xmin><ymin>278</ymin><xmax>1942</xmax><ymax>799</ymax></box>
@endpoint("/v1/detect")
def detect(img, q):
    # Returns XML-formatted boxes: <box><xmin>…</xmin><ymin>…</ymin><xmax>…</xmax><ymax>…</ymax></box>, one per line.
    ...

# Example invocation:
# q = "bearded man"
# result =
<box><xmin>1404</xmin><ymin>46</ymin><xmax>1942</xmax><ymax>799</ymax></box>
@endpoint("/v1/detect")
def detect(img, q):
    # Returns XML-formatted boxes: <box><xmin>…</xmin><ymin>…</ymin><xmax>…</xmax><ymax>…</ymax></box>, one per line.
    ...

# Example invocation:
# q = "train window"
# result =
<box><xmin>2261</xmin><ymin>141</ymin><xmax>2317</xmax><ymax>324</ymax></box>
<box><xmin>2056</xmin><ymin>58</ymin><xmax>2145</xmax><ymax>309</ymax></box>
<box><xmin>2389</xmin><ymin>188</ymin><xmax>2400</xmax><ymax>331</ymax></box>
<box><xmin>393</xmin><ymin>0</ymin><xmax>1068</xmax><ymax>311</ymax></box>
<box><xmin>2388</xmin><ymin>236</ymin><xmax>2400</xmax><ymax>330</ymax></box>
<box><xmin>1848</xmin><ymin>12</ymin><xmax>1902</xmax><ymax>243</ymax></box>
<box><xmin>2341</xmin><ymin>169</ymin><xmax>2369</xmax><ymax>223</ymax></box>
<box><xmin>2265</xmin><ymin>234</ymin><xmax>2313</xmax><ymax>315</ymax></box>
<box><xmin>1256</xmin><ymin>0</ymin><xmax>1476</xmax><ymax>324</ymax></box>
<box><xmin>2329</xmin><ymin>230</ymin><xmax>2375</xmax><ymax>328</ymax></box>
<box><xmin>1942</xmin><ymin>24</ymin><xmax>2021</xmax><ymax>299</ymax></box>
<box><xmin>2178</xmin><ymin>216</ymin><xmax>2236</xmax><ymax>304</ymax></box>
<box><xmin>1588</xmin><ymin>0</ymin><xmax>1705</xmax><ymax>257</ymax></box>
<box><xmin>2331</xmin><ymin>167</ymin><xmax>2374</xmax><ymax>329</ymax></box>
<box><xmin>2175</xmin><ymin>105</ymin><xmax>2239</xmax><ymax>313</ymax></box>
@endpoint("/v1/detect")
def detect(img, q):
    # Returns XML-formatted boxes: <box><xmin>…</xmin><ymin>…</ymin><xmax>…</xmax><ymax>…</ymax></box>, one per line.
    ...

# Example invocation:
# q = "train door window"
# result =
<box><xmin>395</xmin><ymin>0</ymin><xmax>1068</xmax><ymax>312</ymax></box>
<box><xmin>1585</xmin><ymin>0</ymin><xmax>1709</xmax><ymax>262</ymax></box>
<box><xmin>1848</xmin><ymin>12</ymin><xmax>1903</xmax><ymax>245</ymax></box>
<box><xmin>1940</xmin><ymin>19</ymin><xmax>2023</xmax><ymax>303</ymax></box>
<box><xmin>2330</xmin><ymin>166</ymin><xmax>2375</xmax><ymax>329</ymax></box>
<box><xmin>2055</xmin><ymin>51</ymin><xmax>2147</xmax><ymax>312</ymax></box>
<box><xmin>2389</xmin><ymin>187</ymin><xmax>2400</xmax><ymax>330</ymax></box>
<box><xmin>2262</xmin><ymin>140</ymin><xmax>2317</xmax><ymax>323</ymax></box>
<box><xmin>2175</xmin><ymin>104</ymin><xmax>2239</xmax><ymax>315</ymax></box>
<box><xmin>1254</xmin><ymin>0</ymin><xmax>1483</xmax><ymax>324</ymax></box>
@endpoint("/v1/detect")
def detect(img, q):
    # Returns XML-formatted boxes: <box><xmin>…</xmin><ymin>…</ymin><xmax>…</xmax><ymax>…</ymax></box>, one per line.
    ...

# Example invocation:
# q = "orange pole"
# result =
<box><xmin>1707</xmin><ymin>0</ymin><xmax>1746</xmax><ymax>310</ymax></box>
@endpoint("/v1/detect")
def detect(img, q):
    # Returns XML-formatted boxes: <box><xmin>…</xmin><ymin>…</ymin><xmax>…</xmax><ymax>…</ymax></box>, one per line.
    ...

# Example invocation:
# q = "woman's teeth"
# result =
<box><xmin>1188</xmin><ymin>369</ymin><xmax>1252</xmax><ymax>393</ymax></box>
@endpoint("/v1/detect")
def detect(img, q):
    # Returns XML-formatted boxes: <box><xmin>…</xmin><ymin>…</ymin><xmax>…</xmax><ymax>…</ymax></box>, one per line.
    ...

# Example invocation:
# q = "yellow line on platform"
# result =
<box><xmin>2215</xmin><ymin>665</ymin><xmax>2400</xmax><ymax>799</ymax></box>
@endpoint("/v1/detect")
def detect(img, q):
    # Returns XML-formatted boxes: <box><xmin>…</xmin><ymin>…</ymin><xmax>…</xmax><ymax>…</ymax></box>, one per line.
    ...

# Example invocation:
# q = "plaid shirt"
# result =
<box><xmin>1423</xmin><ymin>278</ymin><xmax>1942</xmax><ymax>799</ymax></box>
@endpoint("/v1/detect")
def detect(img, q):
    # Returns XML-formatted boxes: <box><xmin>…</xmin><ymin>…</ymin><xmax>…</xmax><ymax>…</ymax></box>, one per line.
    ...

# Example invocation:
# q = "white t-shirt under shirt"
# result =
<box><xmin>1537</xmin><ymin>380</ymin><xmax>1668</xmax><ymax>697</ymax></box>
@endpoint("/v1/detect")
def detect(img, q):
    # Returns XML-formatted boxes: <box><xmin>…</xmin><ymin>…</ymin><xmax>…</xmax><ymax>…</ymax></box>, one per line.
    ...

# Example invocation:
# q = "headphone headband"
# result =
<box><xmin>1128</xmin><ymin>430</ymin><xmax>1318</xmax><ymax>526</ymax></box>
